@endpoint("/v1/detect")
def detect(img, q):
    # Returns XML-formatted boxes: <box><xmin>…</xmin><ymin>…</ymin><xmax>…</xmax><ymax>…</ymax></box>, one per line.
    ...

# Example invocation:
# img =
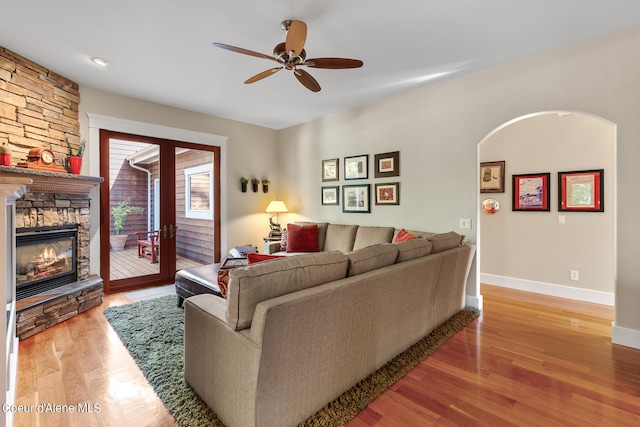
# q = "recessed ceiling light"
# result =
<box><xmin>90</xmin><ymin>57</ymin><xmax>111</xmax><ymax>66</ymax></box>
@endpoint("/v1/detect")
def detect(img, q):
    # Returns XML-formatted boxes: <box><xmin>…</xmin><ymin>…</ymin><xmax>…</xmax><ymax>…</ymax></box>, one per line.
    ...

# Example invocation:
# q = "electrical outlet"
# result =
<box><xmin>558</xmin><ymin>215</ymin><xmax>566</xmax><ymax>224</ymax></box>
<box><xmin>459</xmin><ymin>218</ymin><xmax>471</xmax><ymax>229</ymax></box>
<box><xmin>570</xmin><ymin>270</ymin><xmax>579</xmax><ymax>281</ymax></box>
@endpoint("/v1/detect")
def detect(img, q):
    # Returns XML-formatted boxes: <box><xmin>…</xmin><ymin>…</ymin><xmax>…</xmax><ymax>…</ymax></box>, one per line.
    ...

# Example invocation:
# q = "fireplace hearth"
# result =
<box><xmin>16</xmin><ymin>226</ymin><xmax>78</xmax><ymax>300</ymax></box>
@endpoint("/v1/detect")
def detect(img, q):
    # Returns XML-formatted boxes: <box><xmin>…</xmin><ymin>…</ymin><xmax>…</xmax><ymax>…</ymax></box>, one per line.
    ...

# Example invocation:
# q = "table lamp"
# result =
<box><xmin>265</xmin><ymin>199</ymin><xmax>288</xmax><ymax>238</ymax></box>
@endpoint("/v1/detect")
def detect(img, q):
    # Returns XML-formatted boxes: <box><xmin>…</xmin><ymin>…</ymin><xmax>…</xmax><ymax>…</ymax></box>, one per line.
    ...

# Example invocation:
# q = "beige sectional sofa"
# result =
<box><xmin>184</xmin><ymin>223</ymin><xmax>475</xmax><ymax>427</ymax></box>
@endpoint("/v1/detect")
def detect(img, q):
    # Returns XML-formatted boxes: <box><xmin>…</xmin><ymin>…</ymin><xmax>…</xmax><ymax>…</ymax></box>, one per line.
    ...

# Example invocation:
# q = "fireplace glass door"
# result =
<box><xmin>16</xmin><ymin>227</ymin><xmax>78</xmax><ymax>300</ymax></box>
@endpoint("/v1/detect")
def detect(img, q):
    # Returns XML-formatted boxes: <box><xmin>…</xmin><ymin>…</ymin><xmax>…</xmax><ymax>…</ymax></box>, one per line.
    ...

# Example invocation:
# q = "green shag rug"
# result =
<box><xmin>104</xmin><ymin>295</ymin><xmax>478</xmax><ymax>427</ymax></box>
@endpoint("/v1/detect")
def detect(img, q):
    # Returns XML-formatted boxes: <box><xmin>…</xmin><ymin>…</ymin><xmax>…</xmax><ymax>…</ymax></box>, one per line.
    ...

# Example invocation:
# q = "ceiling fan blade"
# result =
<box><xmin>213</xmin><ymin>42</ymin><xmax>274</xmax><ymax>61</ymax></box>
<box><xmin>285</xmin><ymin>20</ymin><xmax>307</xmax><ymax>56</ymax></box>
<box><xmin>244</xmin><ymin>67</ymin><xmax>283</xmax><ymax>84</ymax></box>
<box><xmin>304</xmin><ymin>58</ymin><xmax>364</xmax><ymax>69</ymax></box>
<box><xmin>294</xmin><ymin>69</ymin><xmax>321</xmax><ymax>92</ymax></box>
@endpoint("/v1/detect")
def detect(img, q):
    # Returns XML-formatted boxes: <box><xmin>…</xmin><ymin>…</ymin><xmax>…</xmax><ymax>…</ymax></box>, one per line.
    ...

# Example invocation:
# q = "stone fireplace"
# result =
<box><xmin>0</xmin><ymin>166</ymin><xmax>103</xmax><ymax>340</ymax></box>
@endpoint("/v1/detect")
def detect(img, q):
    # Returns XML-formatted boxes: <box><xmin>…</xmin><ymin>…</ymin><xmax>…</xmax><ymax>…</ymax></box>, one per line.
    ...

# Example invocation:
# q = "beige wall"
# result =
<box><xmin>77</xmin><ymin>87</ymin><xmax>279</xmax><ymax>262</ymax></box>
<box><xmin>278</xmin><ymin>26</ymin><xmax>640</xmax><ymax>346</ymax></box>
<box><xmin>480</xmin><ymin>113</ymin><xmax>615</xmax><ymax>299</ymax></box>
<box><xmin>74</xmin><ymin>25</ymin><xmax>640</xmax><ymax>347</ymax></box>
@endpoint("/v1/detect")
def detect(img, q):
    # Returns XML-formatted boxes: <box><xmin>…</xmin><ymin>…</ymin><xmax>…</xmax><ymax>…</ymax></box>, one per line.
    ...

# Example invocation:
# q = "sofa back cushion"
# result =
<box><xmin>226</xmin><ymin>251</ymin><xmax>349</xmax><ymax>330</ymax></box>
<box><xmin>347</xmin><ymin>243</ymin><xmax>399</xmax><ymax>276</ymax></box>
<box><xmin>428</xmin><ymin>231</ymin><xmax>465</xmax><ymax>253</ymax></box>
<box><xmin>352</xmin><ymin>226</ymin><xmax>396</xmax><ymax>251</ymax></box>
<box><xmin>394</xmin><ymin>238</ymin><xmax>433</xmax><ymax>262</ymax></box>
<box><xmin>323</xmin><ymin>224</ymin><xmax>359</xmax><ymax>252</ymax></box>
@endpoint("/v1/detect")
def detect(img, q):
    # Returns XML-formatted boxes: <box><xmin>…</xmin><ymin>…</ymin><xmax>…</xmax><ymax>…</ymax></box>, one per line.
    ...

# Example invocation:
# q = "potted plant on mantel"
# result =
<box><xmin>66</xmin><ymin>139</ymin><xmax>86</xmax><ymax>174</ymax></box>
<box><xmin>110</xmin><ymin>198</ymin><xmax>144</xmax><ymax>251</ymax></box>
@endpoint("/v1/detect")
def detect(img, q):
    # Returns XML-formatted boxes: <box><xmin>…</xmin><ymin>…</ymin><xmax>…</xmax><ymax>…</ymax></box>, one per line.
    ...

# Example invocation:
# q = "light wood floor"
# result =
<box><xmin>12</xmin><ymin>285</ymin><xmax>640</xmax><ymax>427</ymax></box>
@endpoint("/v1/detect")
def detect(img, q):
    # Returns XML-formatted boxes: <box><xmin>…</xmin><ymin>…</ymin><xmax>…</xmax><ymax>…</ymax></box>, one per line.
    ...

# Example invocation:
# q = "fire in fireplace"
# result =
<box><xmin>16</xmin><ymin>226</ymin><xmax>78</xmax><ymax>300</ymax></box>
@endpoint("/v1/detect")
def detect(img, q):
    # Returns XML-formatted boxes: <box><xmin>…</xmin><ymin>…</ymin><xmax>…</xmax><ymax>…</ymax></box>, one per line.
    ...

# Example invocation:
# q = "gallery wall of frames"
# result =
<box><xmin>480</xmin><ymin>160</ymin><xmax>604</xmax><ymax>214</ymax></box>
<box><xmin>321</xmin><ymin>151</ymin><xmax>401</xmax><ymax>213</ymax></box>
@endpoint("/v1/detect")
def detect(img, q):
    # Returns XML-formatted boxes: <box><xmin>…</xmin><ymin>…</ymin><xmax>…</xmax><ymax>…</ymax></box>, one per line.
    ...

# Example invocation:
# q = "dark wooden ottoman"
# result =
<box><xmin>175</xmin><ymin>264</ymin><xmax>221</xmax><ymax>307</ymax></box>
<box><xmin>175</xmin><ymin>258</ymin><xmax>247</xmax><ymax>307</ymax></box>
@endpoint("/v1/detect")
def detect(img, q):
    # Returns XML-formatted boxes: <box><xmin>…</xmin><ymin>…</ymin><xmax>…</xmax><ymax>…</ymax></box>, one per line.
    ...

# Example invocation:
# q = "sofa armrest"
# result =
<box><xmin>184</xmin><ymin>294</ymin><xmax>261</xmax><ymax>427</ymax></box>
<box><xmin>263</xmin><ymin>240</ymin><xmax>283</xmax><ymax>254</ymax></box>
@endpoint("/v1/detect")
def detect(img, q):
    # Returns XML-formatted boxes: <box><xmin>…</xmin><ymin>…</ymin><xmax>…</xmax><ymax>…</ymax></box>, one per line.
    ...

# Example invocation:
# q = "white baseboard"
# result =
<box><xmin>480</xmin><ymin>273</ymin><xmax>615</xmax><ymax>306</ymax></box>
<box><xmin>465</xmin><ymin>294</ymin><xmax>483</xmax><ymax>310</ymax></box>
<box><xmin>612</xmin><ymin>322</ymin><xmax>640</xmax><ymax>350</ymax></box>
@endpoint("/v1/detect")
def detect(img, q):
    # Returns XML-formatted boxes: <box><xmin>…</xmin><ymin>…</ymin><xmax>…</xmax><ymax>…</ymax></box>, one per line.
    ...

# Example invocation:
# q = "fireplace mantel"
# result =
<box><xmin>0</xmin><ymin>165</ymin><xmax>103</xmax><ymax>194</ymax></box>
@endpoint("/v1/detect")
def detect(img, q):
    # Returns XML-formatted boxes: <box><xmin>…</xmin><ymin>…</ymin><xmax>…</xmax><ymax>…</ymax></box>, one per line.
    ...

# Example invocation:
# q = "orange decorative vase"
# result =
<box><xmin>68</xmin><ymin>156</ymin><xmax>82</xmax><ymax>174</ymax></box>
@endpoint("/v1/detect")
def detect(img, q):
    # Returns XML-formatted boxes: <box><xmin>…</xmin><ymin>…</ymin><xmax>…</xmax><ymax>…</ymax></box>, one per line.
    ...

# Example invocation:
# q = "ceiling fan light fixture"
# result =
<box><xmin>213</xmin><ymin>19</ymin><xmax>362</xmax><ymax>92</ymax></box>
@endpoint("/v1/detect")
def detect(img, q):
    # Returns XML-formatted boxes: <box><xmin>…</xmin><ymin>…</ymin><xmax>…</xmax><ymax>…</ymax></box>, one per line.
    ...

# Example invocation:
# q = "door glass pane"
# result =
<box><xmin>176</xmin><ymin>147</ymin><xmax>215</xmax><ymax>268</ymax></box>
<box><xmin>109</xmin><ymin>139</ymin><xmax>159</xmax><ymax>280</ymax></box>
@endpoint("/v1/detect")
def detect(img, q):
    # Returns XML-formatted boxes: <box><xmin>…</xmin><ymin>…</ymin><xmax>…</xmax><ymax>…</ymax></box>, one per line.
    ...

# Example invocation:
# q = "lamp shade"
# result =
<box><xmin>265</xmin><ymin>199</ymin><xmax>288</xmax><ymax>214</ymax></box>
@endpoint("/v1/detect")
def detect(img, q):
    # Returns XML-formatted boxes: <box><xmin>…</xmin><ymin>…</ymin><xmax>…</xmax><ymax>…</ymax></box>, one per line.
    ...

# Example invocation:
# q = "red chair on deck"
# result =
<box><xmin>136</xmin><ymin>226</ymin><xmax>178</xmax><ymax>263</ymax></box>
<box><xmin>135</xmin><ymin>229</ymin><xmax>160</xmax><ymax>263</ymax></box>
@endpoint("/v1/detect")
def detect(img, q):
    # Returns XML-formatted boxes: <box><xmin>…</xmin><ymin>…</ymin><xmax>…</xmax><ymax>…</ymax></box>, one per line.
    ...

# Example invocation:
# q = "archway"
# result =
<box><xmin>476</xmin><ymin>111</ymin><xmax>616</xmax><ymax>306</ymax></box>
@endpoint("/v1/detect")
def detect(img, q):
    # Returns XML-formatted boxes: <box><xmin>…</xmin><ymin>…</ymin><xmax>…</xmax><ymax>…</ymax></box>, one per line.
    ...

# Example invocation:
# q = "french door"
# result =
<box><xmin>99</xmin><ymin>129</ymin><xmax>220</xmax><ymax>293</ymax></box>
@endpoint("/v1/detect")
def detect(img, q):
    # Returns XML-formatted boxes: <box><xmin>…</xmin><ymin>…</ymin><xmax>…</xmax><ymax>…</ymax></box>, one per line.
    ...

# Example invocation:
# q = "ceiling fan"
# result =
<box><xmin>213</xmin><ymin>20</ymin><xmax>363</xmax><ymax>92</ymax></box>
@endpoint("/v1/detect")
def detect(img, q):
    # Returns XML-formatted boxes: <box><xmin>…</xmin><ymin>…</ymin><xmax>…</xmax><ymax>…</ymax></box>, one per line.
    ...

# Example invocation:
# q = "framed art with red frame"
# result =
<box><xmin>512</xmin><ymin>173</ymin><xmax>550</xmax><ymax>211</ymax></box>
<box><xmin>558</xmin><ymin>169</ymin><xmax>604</xmax><ymax>212</ymax></box>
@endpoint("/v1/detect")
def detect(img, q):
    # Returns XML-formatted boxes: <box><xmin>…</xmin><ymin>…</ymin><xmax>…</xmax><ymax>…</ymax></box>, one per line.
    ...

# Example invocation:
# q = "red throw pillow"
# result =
<box><xmin>394</xmin><ymin>228</ymin><xmax>416</xmax><ymax>243</ymax></box>
<box><xmin>286</xmin><ymin>223</ymin><xmax>319</xmax><ymax>252</ymax></box>
<box><xmin>247</xmin><ymin>253</ymin><xmax>285</xmax><ymax>264</ymax></box>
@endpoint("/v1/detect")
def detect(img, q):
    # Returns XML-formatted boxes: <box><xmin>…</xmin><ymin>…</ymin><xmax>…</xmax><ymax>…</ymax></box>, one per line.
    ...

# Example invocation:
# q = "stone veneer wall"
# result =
<box><xmin>0</xmin><ymin>47</ymin><xmax>102</xmax><ymax>340</ymax></box>
<box><xmin>0</xmin><ymin>46</ymin><xmax>82</xmax><ymax>163</ymax></box>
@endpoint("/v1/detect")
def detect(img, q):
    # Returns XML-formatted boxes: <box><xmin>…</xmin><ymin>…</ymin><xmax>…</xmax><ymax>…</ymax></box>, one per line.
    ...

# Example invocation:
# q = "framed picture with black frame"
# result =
<box><xmin>342</xmin><ymin>184</ymin><xmax>370</xmax><ymax>213</ymax></box>
<box><xmin>558</xmin><ymin>169</ymin><xmax>604</xmax><ymax>212</ymax></box>
<box><xmin>344</xmin><ymin>155</ymin><xmax>368</xmax><ymax>180</ymax></box>
<box><xmin>321</xmin><ymin>186</ymin><xmax>339</xmax><ymax>206</ymax></box>
<box><xmin>480</xmin><ymin>160</ymin><xmax>505</xmax><ymax>193</ymax></box>
<box><xmin>512</xmin><ymin>172</ymin><xmax>550</xmax><ymax>211</ymax></box>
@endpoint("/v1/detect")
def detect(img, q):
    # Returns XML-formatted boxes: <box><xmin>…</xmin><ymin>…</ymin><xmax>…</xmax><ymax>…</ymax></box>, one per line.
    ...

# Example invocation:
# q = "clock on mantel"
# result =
<box><xmin>17</xmin><ymin>147</ymin><xmax>67</xmax><ymax>173</ymax></box>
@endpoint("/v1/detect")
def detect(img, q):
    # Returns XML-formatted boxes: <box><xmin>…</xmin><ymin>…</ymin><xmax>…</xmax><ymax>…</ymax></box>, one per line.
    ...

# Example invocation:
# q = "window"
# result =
<box><xmin>185</xmin><ymin>164</ymin><xmax>214</xmax><ymax>219</ymax></box>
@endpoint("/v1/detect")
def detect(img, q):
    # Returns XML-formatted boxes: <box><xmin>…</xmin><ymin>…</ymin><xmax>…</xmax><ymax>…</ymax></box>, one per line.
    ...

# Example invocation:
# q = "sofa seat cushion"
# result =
<box><xmin>428</xmin><ymin>231</ymin><xmax>465</xmax><ymax>253</ymax></box>
<box><xmin>286</xmin><ymin>223</ymin><xmax>319</xmax><ymax>252</ymax></box>
<box><xmin>352</xmin><ymin>226</ymin><xmax>396</xmax><ymax>251</ymax></box>
<box><xmin>394</xmin><ymin>238</ymin><xmax>433</xmax><ymax>262</ymax></box>
<box><xmin>347</xmin><ymin>243</ymin><xmax>399</xmax><ymax>276</ymax></box>
<box><xmin>226</xmin><ymin>251</ymin><xmax>349</xmax><ymax>330</ymax></box>
<box><xmin>324</xmin><ymin>224</ymin><xmax>359</xmax><ymax>252</ymax></box>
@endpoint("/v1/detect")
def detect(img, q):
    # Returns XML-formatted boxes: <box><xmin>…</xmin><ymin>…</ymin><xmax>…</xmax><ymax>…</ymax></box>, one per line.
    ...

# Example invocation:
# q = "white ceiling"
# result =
<box><xmin>3</xmin><ymin>1</ymin><xmax>640</xmax><ymax>130</ymax></box>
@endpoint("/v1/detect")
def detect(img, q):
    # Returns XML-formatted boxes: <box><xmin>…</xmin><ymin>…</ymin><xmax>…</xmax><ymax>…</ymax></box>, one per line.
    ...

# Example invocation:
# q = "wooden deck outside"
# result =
<box><xmin>109</xmin><ymin>246</ymin><xmax>205</xmax><ymax>280</ymax></box>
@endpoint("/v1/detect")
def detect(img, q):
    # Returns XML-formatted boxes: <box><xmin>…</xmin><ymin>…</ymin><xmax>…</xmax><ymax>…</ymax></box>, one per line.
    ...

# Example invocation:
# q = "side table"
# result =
<box><xmin>263</xmin><ymin>236</ymin><xmax>282</xmax><ymax>254</ymax></box>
